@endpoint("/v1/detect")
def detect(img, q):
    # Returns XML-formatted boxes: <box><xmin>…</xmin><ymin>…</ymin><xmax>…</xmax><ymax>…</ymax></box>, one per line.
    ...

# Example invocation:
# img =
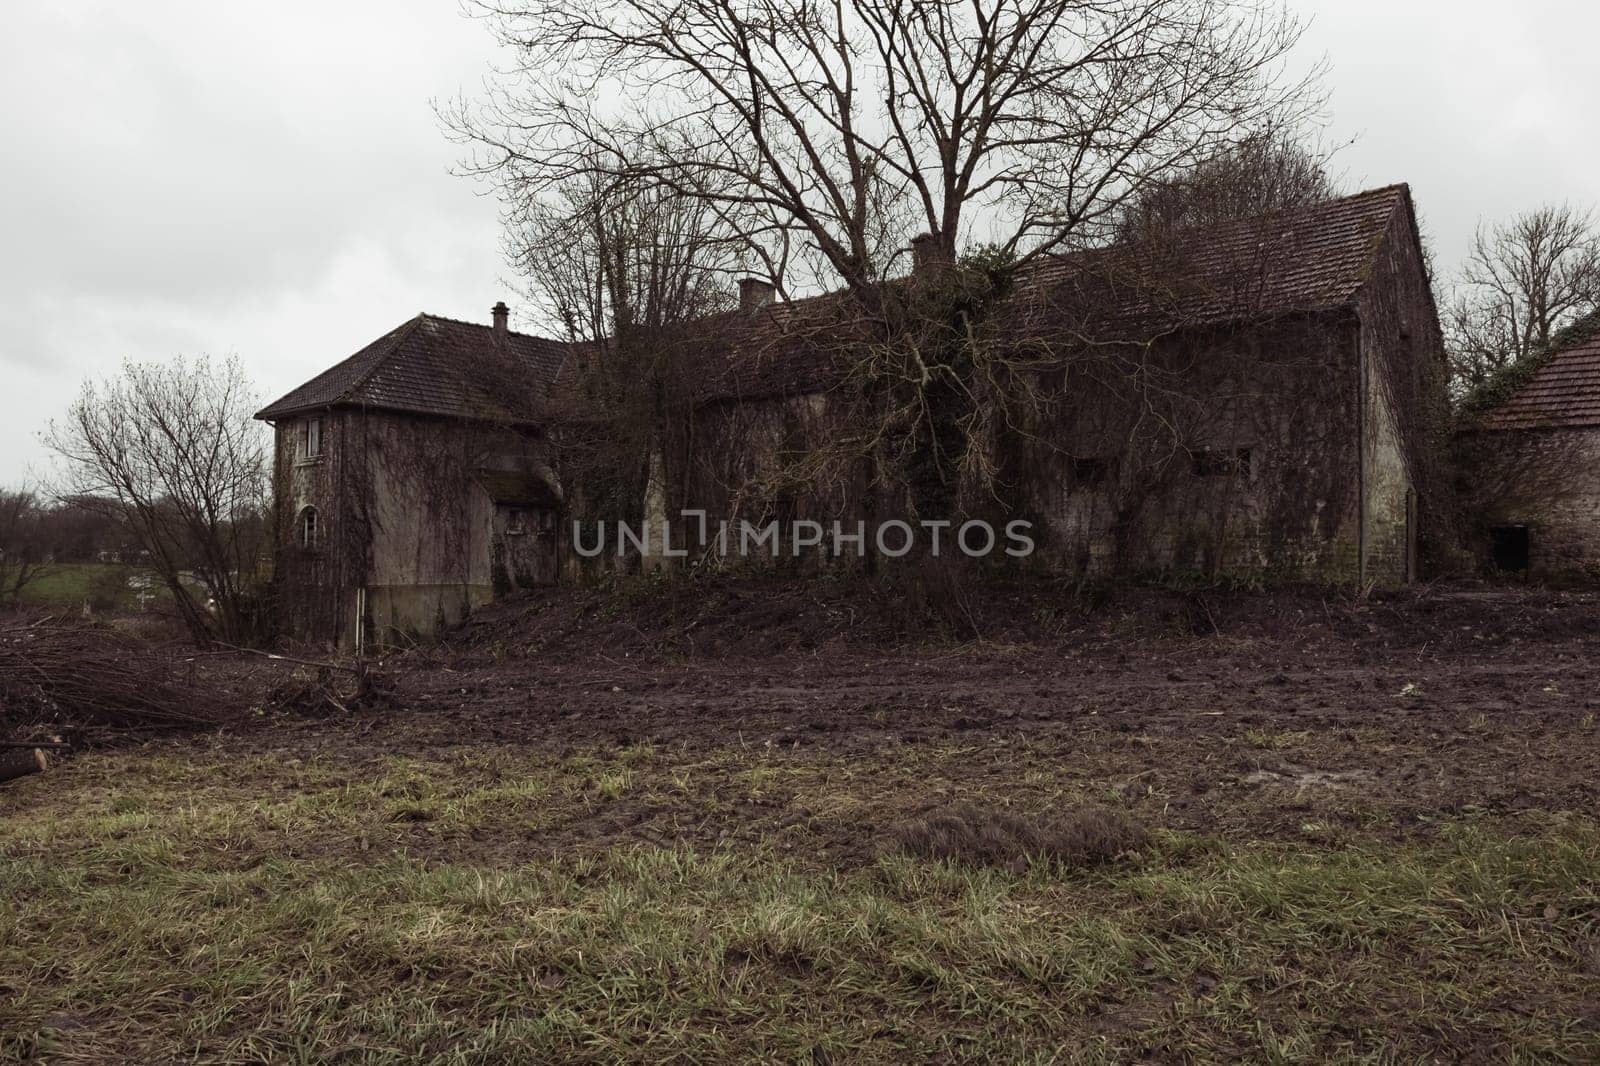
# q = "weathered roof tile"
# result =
<box><xmin>255</xmin><ymin>314</ymin><xmax>569</xmax><ymax>421</ymax></box>
<box><xmin>1475</xmin><ymin>332</ymin><xmax>1600</xmax><ymax>431</ymax></box>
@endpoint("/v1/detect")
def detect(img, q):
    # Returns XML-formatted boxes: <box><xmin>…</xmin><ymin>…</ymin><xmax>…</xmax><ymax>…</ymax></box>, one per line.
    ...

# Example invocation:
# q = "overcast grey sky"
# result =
<box><xmin>2</xmin><ymin>0</ymin><xmax>1596</xmax><ymax>485</ymax></box>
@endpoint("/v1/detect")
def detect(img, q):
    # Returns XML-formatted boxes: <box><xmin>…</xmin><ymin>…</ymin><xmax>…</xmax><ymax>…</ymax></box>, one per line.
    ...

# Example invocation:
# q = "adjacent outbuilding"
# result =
<box><xmin>1458</xmin><ymin>323</ymin><xmax>1600</xmax><ymax>577</ymax></box>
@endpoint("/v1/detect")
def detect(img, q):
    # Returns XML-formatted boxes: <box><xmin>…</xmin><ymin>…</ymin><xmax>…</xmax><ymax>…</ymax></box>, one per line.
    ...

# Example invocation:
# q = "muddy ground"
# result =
<box><xmin>196</xmin><ymin>581</ymin><xmax>1600</xmax><ymax>866</ymax></box>
<box><xmin>6</xmin><ymin>581</ymin><xmax>1599</xmax><ymax>1061</ymax></box>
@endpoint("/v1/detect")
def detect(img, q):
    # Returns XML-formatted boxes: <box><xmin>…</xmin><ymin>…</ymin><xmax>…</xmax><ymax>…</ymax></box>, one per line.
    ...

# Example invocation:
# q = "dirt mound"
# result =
<box><xmin>438</xmin><ymin>574</ymin><xmax>1600</xmax><ymax>661</ymax></box>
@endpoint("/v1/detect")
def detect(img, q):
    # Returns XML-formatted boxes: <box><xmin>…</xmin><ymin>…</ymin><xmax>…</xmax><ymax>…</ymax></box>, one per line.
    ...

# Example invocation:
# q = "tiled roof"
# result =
<box><xmin>1474</xmin><ymin>331</ymin><xmax>1600</xmax><ymax>431</ymax></box>
<box><xmin>664</xmin><ymin>295</ymin><xmax>870</xmax><ymax>404</ymax></box>
<box><xmin>255</xmin><ymin>314</ymin><xmax>569</xmax><ymax>421</ymax></box>
<box><xmin>679</xmin><ymin>185</ymin><xmax>1412</xmax><ymax>403</ymax></box>
<box><xmin>258</xmin><ymin>185</ymin><xmax>1414</xmax><ymax>419</ymax></box>
<box><xmin>1011</xmin><ymin>184</ymin><xmax>1407</xmax><ymax>331</ymax></box>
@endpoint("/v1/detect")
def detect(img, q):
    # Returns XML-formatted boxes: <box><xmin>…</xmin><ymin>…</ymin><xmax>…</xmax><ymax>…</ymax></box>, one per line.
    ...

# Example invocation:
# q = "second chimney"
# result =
<box><xmin>738</xmin><ymin>277</ymin><xmax>775</xmax><ymax>312</ymax></box>
<box><xmin>491</xmin><ymin>300</ymin><xmax>509</xmax><ymax>344</ymax></box>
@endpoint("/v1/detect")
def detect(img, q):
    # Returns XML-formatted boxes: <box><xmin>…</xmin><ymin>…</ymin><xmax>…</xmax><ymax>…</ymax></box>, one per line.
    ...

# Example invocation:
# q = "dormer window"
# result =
<box><xmin>299</xmin><ymin>417</ymin><xmax>323</xmax><ymax>462</ymax></box>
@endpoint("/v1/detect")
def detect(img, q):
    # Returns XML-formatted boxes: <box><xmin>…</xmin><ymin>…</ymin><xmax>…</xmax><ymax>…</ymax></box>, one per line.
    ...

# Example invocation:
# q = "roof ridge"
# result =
<box><xmin>254</xmin><ymin>314</ymin><xmax>426</xmax><ymax>420</ymax></box>
<box><xmin>261</xmin><ymin>181</ymin><xmax>1427</xmax><ymax>421</ymax></box>
<box><xmin>1339</xmin><ymin>185</ymin><xmax>1410</xmax><ymax>304</ymax></box>
<box><xmin>418</xmin><ymin>311</ymin><xmax>566</xmax><ymax>346</ymax></box>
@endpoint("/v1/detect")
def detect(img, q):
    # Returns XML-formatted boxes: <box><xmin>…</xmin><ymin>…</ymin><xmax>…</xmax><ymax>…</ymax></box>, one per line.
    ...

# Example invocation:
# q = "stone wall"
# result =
<box><xmin>652</xmin><ymin>312</ymin><xmax>1377</xmax><ymax>583</ymax></box>
<box><xmin>359</xmin><ymin>412</ymin><xmax>497</xmax><ymax>643</ymax></box>
<box><xmin>1021</xmin><ymin>314</ymin><xmax>1366</xmax><ymax>581</ymax></box>
<box><xmin>1354</xmin><ymin>197</ymin><xmax>1447</xmax><ymax>585</ymax></box>
<box><xmin>272</xmin><ymin>412</ymin><xmax>356</xmax><ymax>644</ymax></box>
<box><xmin>274</xmin><ymin>408</ymin><xmax>552</xmax><ymax>647</ymax></box>
<box><xmin>1458</xmin><ymin>427</ymin><xmax>1600</xmax><ymax>577</ymax></box>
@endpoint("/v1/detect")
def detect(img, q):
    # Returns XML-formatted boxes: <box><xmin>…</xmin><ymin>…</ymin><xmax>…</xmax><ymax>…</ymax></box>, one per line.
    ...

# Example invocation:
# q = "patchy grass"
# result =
<box><xmin>13</xmin><ymin>564</ymin><xmax>144</xmax><ymax>610</ymax></box>
<box><xmin>2</xmin><ymin>744</ymin><xmax>1598</xmax><ymax>1063</ymax></box>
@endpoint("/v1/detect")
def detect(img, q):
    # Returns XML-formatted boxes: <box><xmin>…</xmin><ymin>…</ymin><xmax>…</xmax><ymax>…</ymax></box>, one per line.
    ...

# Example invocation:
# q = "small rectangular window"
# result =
<box><xmin>1071</xmin><ymin>457</ymin><xmax>1107</xmax><ymax>486</ymax></box>
<box><xmin>301</xmin><ymin>417</ymin><xmax>323</xmax><ymax>461</ymax></box>
<box><xmin>1193</xmin><ymin>447</ymin><xmax>1251</xmax><ymax>478</ymax></box>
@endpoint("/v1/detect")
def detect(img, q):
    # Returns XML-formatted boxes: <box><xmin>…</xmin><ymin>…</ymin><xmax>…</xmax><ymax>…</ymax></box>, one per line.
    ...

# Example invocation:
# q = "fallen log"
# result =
<box><xmin>0</xmin><ymin>747</ymin><xmax>47</xmax><ymax>785</ymax></box>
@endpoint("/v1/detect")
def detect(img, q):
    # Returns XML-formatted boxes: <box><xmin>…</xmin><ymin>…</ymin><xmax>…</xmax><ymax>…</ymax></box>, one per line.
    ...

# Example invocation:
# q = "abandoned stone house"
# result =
<box><xmin>256</xmin><ymin>184</ymin><xmax>1448</xmax><ymax>646</ymax></box>
<box><xmin>255</xmin><ymin>305</ymin><xmax>570</xmax><ymax>645</ymax></box>
<box><xmin>1456</xmin><ymin>328</ymin><xmax>1600</xmax><ymax>575</ymax></box>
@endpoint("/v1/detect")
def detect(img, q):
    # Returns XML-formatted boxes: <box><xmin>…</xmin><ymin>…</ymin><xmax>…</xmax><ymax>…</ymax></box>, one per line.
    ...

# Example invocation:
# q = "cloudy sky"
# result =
<box><xmin>2</xmin><ymin>0</ymin><xmax>1596</xmax><ymax>485</ymax></box>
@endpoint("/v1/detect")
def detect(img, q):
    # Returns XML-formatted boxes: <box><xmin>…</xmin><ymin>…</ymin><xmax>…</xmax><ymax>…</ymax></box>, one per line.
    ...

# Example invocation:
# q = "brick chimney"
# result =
<box><xmin>738</xmin><ymin>277</ymin><xmax>775</xmax><ymax>312</ymax></box>
<box><xmin>910</xmin><ymin>232</ymin><xmax>950</xmax><ymax>275</ymax></box>
<box><xmin>491</xmin><ymin>300</ymin><xmax>509</xmax><ymax>344</ymax></box>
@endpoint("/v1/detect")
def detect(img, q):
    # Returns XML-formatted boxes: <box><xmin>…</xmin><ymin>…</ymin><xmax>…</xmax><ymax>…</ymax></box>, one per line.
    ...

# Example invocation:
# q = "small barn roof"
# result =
<box><xmin>1472</xmin><ymin>330</ymin><xmax>1600</xmax><ymax>432</ymax></box>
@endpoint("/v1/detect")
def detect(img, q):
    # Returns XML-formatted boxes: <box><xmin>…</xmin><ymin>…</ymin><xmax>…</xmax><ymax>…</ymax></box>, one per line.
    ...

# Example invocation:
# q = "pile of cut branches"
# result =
<box><xmin>261</xmin><ymin>654</ymin><xmax>394</xmax><ymax>718</ymax></box>
<box><xmin>0</xmin><ymin>617</ymin><xmax>229</xmax><ymax>741</ymax></box>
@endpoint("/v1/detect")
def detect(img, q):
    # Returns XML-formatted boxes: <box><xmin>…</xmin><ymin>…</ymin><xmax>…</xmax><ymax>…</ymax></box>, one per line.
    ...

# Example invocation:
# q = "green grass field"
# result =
<box><xmin>3</xmin><ymin>742</ymin><xmax>1596</xmax><ymax>1063</ymax></box>
<box><xmin>11</xmin><ymin>563</ymin><xmax>145</xmax><ymax>611</ymax></box>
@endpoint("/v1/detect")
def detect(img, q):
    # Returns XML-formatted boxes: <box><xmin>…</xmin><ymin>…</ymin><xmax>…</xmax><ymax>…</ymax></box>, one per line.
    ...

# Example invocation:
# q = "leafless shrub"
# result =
<box><xmin>43</xmin><ymin>356</ymin><xmax>271</xmax><ymax>645</ymax></box>
<box><xmin>893</xmin><ymin>802</ymin><xmax>1148</xmax><ymax>870</ymax></box>
<box><xmin>266</xmin><ymin>660</ymin><xmax>395</xmax><ymax>718</ymax></box>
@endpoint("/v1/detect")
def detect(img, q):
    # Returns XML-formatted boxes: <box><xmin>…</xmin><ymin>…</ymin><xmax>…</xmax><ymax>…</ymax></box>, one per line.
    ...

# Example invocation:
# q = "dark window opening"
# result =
<box><xmin>506</xmin><ymin>509</ymin><xmax>528</xmax><ymax>535</ymax></box>
<box><xmin>1490</xmin><ymin>525</ymin><xmax>1529</xmax><ymax>572</ymax></box>
<box><xmin>1193</xmin><ymin>447</ymin><xmax>1252</xmax><ymax>478</ymax></box>
<box><xmin>1071</xmin><ymin>457</ymin><xmax>1108</xmax><ymax>486</ymax></box>
<box><xmin>298</xmin><ymin>506</ymin><xmax>318</xmax><ymax>549</ymax></box>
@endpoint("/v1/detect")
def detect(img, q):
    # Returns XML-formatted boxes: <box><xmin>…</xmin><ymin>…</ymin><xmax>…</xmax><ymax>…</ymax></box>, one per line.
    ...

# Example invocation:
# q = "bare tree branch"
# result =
<box><xmin>1446</xmin><ymin>203</ymin><xmax>1600</xmax><ymax>395</ymax></box>
<box><xmin>42</xmin><ymin>357</ymin><xmax>271</xmax><ymax>644</ymax></box>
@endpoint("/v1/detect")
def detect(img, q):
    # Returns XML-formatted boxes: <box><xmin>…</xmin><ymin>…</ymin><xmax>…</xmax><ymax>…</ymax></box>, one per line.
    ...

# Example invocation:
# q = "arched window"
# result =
<box><xmin>298</xmin><ymin>506</ymin><xmax>319</xmax><ymax>548</ymax></box>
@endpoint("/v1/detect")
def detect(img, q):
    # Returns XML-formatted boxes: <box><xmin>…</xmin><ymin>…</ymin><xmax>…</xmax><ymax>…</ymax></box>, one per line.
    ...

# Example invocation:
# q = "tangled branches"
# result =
<box><xmin>0</xmin><ymin>618</ymin><xmax>228</xmax><ymax>739</ymax></box>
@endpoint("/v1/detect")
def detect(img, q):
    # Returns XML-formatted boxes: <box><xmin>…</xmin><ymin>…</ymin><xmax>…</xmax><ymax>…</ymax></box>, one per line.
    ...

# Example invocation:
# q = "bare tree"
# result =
<box><xmin>449</xmin><ymin>0</ymin><xmax>1324</xmax><ymax>572</ymax></box>
<box><xmin>0</xmin><ymin>488</ymin><xmax>48</xmax><ymax>605</ymax></box>
<box><xmin>453</xmin><ymin>0</ymin><xmax>1321</xmax><ymax>295</ymax></box>
<box><xmin>44</xmin><ymin>356</ymin><xmax>271</xmax><ymax>644</ymax></box>
<box><xmin>511</xmin><ymin>170</ymin><xmax>740</xmax><ymax>534</ymax></box>
<box><xmin>513</xmin><ymin>170</ymin><xmax>740</xmax><ymax>347</ymax></box>
<box><xmin>1446</xmin><ymin>204</ymin><xmax>1600</xmax><ymax>394</ymax></box>
<box><xmin>1115</xmin><ymin>127</ymin><xmax>1338</xmax><ymax>240</ymax></box>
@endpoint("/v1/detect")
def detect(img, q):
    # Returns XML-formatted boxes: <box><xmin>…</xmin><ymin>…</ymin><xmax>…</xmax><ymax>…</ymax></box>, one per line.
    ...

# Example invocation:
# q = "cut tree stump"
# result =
<box><xmin>0</xmin><ymin>748</ymin><xmax>48</xmax><ymax>785</ymax></box>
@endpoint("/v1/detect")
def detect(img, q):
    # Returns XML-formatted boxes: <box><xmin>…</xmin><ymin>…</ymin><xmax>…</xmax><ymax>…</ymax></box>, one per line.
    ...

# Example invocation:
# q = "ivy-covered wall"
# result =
<box><xmin>273</xmin><ymin>408</ymin><xmax>556</xmax><ymax>647</ymax></box>
<box><xmin>1012</xmin><ymin>313</ymin><xmax>1366</xmax><ymax>582</ymax></box>
<box><xmin>1353</xmin><ymin>199</ymin><xmax>1452</xmax><ymax>585</ymax></box>
<box><xmin>1457</xmin><ymin>427</ymin><xmax>1600</xmax><ymax>577</ymax></box>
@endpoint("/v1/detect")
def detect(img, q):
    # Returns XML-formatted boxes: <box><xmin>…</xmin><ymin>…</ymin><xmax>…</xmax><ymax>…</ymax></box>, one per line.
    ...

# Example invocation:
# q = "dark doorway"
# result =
<box><xmin>1489</xmin><ymin>525</ymin><xmax>1530</xmax><ymax>572</ymax></box>
<box><xmin>492</xmin><ymin>504</ymin><xmax>559</xmax><ymax>595</ymax></box>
